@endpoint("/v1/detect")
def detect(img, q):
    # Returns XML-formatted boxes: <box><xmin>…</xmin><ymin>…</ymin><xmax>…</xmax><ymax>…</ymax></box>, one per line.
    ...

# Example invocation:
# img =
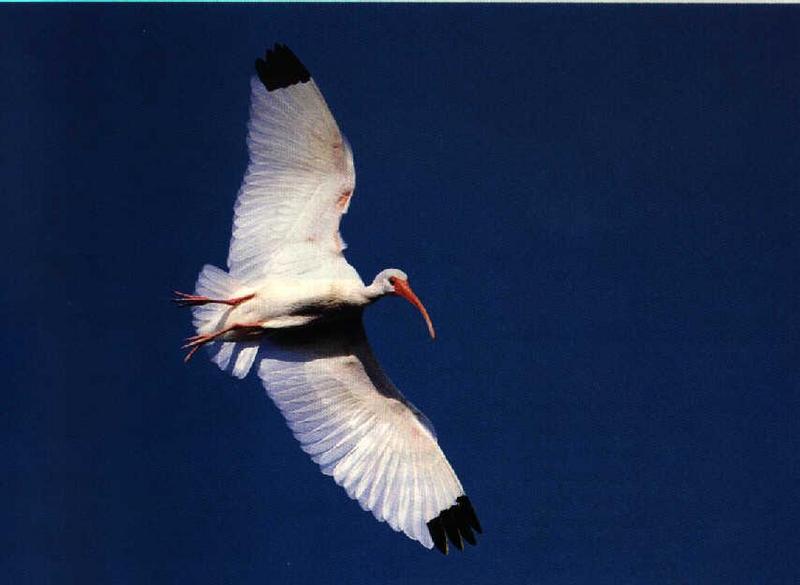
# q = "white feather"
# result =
<box><xmin>228</xmin><ymin>78</ymin><xmax>356</xmax><ymax>283</ymax></box>
<box><xmin>257</xmin><ymin>322</ymin><xmax>464</xmax><ymax>548</ymax></box>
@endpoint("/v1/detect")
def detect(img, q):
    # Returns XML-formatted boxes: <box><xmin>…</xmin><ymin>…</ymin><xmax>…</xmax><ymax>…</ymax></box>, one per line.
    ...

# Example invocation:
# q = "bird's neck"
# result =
<box><xmin>363</xmin><ymin>281</ymin><xmax>388</xmax><ymax>303</ymax></box>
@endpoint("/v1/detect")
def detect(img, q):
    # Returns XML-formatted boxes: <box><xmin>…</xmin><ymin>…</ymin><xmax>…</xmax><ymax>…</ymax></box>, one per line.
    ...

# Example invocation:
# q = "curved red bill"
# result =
<box><xmin>391</xmin><ymin>278</ymin><xmax>436</xmax><ymax>339</ymax></box>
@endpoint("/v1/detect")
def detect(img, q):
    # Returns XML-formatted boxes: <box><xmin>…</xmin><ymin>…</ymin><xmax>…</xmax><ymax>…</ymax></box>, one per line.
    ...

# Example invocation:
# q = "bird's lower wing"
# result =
<box><xmin>256</xmin><ymin>317</ymin><xmax>481</xmax><ymax>552</ymax></box>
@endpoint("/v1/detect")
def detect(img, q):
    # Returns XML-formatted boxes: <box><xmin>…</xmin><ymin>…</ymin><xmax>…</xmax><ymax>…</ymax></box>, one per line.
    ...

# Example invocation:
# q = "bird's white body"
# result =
<box><xmin>215</xmin><ymin>273</ymin><xmax>368</xmax><ymax>334</ymax></box>
<box><xmin>178</xmin><ymin>44</ymin><xmax>480</xmax><ymax>554</ymax></box>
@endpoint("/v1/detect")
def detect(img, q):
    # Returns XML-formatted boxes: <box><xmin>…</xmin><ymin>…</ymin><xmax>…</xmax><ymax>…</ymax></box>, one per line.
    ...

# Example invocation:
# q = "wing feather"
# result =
<box><xmin>228</xmin><ymin>70</ymin><xmax>356</xmax><ymax>283</ymax></box>
<box><xmin>256</xmin><ymin>319</ymin><xmax>478</xmax><ymax>550</ymax></box>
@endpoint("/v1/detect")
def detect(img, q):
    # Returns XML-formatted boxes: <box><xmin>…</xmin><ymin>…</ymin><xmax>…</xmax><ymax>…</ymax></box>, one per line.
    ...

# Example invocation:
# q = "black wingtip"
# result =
<box><xmin>427</xmin><ymin>516</ymin><xmax>448</xmax><ymax>555</ymax></box>
<box><xmin>426</xmin><ymin>495</ymin><xmax>482</xmax><ymax>555</ymax></box>
<box><xmin>255</xmin><ymin>43</ymin><xmax>311</xmax><ymax>92</ymax></box>
<box><xmin>457</xmin><ymin>495</ymin><xmax>483</xmax><ymax>533</ymax></box>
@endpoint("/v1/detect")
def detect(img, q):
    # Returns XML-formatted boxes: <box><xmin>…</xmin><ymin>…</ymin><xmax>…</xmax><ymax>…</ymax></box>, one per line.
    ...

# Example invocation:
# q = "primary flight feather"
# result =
<box><xmin>174</xmin><ymin>44</ymin><xmax>481</xmax><ymax>554</ymax></box>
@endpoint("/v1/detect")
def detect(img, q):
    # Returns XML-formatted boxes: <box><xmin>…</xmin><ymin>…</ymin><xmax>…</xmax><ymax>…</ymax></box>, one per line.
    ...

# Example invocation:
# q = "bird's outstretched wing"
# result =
<box><xmin>257</xmin><ymin>317</ymin><xmax>482</xmax><ymax>553</ymax></box>
<box><xmin>228</xmin><ymin>44</ymin><xmax>357</xmax><ymax>283</ymax></box>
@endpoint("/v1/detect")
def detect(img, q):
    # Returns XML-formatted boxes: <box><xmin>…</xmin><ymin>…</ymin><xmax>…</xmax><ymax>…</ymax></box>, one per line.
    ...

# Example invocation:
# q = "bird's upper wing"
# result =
<box><xmin>228</xmin><ymin>45</ymin><xmax>357</xmax><ymax>283</ymax></box>
<box><xmin>257</xmin><ymin>316</ymin><xmax>482</xmax><ymax>553</ymax></box>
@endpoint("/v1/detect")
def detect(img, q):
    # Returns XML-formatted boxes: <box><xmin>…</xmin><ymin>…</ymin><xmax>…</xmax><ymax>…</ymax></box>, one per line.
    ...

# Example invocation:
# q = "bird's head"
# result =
<box><xmin>371</xmin><ymin>269</ymin><xmax>436</xmax><ymax>339</ymax></box>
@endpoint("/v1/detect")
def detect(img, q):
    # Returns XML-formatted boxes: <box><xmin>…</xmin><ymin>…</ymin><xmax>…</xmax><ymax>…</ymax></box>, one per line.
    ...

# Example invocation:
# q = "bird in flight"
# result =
<box><xmin>174</xmin><ymin>44</ymin><xmax>481</xmax><ymax>554</ymax></box>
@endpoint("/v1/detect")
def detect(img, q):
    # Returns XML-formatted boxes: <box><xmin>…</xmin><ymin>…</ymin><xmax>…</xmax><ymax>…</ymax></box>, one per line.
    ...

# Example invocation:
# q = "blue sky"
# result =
<box><xmin>3</xmin><ymin>5</ymin><xmax>799</xmax><ymax>584</ymax></box>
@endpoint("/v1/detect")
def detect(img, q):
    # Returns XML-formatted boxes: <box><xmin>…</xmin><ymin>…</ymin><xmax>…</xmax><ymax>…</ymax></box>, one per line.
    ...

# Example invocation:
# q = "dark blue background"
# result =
<box><xmin>3</xmin><ymin>5</ymin><xmax>798</xmax><ymax>584</ymax></box>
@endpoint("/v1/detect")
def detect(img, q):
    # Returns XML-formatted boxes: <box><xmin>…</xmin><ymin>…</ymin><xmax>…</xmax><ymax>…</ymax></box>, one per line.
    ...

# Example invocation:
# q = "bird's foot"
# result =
<box><xmin>182</xmin><ymin>333</ymin><xmax>217</xmax><ymax>362</ymax></box>
<box><xmin>182</xmin><ymin>321</ymin><xmax>264</xmax><ymax>362</ymax></box>
<box><xmin>172</xmin><ymin>291</ymin><xmax>255</xmax><ymax>308</ymax></box>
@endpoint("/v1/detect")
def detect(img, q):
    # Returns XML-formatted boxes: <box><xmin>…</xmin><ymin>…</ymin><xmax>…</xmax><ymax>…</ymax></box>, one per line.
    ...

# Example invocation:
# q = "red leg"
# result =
<box><xmin>182</xmin><ymin>321</ymin><xmax>264</xmax><ymax>362</ymax></box>
<box><xmin>172</xmin><ymin>291</ymin><xmax>255</xmax><ymax>308</ymax></box>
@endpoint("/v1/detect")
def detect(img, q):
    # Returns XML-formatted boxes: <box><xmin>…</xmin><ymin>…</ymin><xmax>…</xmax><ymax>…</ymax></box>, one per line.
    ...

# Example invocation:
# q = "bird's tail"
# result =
<box><xmin>191</xmin><ymin>264</ymin><xmax>260</xmax><ymax>379</ymax></box>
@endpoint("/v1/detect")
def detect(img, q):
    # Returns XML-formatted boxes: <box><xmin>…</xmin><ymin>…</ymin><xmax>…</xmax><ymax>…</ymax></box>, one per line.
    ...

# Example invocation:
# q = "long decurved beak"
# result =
<box><xmin>392</xmin><ymin>279</ymin><xmax>436</xmax><ymax>339</ymax></box>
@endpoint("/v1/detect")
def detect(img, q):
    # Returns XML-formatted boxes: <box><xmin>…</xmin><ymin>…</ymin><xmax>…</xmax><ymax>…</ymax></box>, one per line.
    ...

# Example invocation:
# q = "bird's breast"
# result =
<box><xmin>234</xmin><ymin>277</ymin><xmax>366</xmax><ymax>327</ymax></box>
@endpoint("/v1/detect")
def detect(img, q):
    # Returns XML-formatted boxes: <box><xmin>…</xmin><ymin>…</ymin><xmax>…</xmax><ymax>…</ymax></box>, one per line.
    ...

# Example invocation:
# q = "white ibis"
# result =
<box><xmin>174</xmin><ymin>44</ymin><xmax>481</xmax><ymax>554</ymax></box>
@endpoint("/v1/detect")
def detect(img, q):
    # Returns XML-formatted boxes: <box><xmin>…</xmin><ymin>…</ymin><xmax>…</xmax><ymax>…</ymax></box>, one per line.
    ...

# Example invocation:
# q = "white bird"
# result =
<box><xmin>174</xmin><ymin>44</ymin><xmax>481</xmax><ymax>554</ymax></box>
